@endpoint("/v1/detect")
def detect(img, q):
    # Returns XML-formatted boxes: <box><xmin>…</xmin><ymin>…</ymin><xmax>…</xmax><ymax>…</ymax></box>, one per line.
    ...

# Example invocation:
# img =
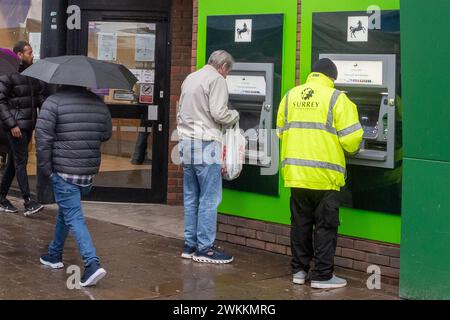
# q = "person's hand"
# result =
<box><xmin>10</xmin><ymin>126</ymin><xmax>21</xmax><ymax>138</ymax></box>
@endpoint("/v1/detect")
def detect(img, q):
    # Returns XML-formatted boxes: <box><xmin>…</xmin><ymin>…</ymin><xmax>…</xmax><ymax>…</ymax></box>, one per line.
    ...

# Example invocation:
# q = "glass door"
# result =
<box><xmin>75</xmin><ymin>14</ymin><xmax>169</xmax><ymax>203</ymax></box>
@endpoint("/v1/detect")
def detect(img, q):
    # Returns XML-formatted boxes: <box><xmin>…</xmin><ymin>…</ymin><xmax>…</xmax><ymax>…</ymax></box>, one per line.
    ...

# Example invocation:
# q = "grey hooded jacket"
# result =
<box><xmin>35</xmin><ymin>86</ymin><xmax>112</xmax><ymax>177</ymax></box>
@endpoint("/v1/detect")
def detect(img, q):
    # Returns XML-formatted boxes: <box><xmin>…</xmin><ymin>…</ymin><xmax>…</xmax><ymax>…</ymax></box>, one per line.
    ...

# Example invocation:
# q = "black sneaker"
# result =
<box><xmin>181</xmin><ymin>244</ymin><xmax>196</xmax><ymax>259</ymax></box>
<box><xmin>192</xmin><ymin>246</ymin><xmax>234</xmax><ymax>264</ymax></box>
<box><xmin>80</xmin><ymin>261</ymin><xmax>107</xmax><ymax>287</ymax></box>
<box><xmin>0</xmin><ymin>197</ymin><xmax>18</xmax><ymax>213</ymax></box>
<box><xmin>23</xmin><ymin>198</ymin><xmax>44</xmax><ymax>217</ymax></box>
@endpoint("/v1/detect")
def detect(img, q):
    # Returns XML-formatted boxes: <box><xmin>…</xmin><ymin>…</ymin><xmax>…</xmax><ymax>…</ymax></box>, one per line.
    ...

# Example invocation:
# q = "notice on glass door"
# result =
<box><xmin>139</xmin><ymin>83</ymin><xmax>154</xmax><ymax>104</ymax></box>
<box><xmin>129</xmin><ymin>69</ymin><xmax>155</xmax><ymax>84</ymax></box>
<box><xmin>97</xmin><ymin>33</ymin><xmax>117</xmax><ymax>61</ymax></box>
<box><xmin>135</xmin><ymin>34</ymin><xmax>155</xmax><ymax>62</ymax></box>
<box><xmin>142</xmin><ymin>69</ymin><xmax>154</xmax><ymax>83</ymax></box>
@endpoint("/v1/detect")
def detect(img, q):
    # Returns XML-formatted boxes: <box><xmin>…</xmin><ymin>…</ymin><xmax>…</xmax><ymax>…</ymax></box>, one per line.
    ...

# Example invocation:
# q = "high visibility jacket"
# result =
<box><xmin>277</xmin><ymin>72</ymin><xmax>363</xmax><ymax>191</ymax></box>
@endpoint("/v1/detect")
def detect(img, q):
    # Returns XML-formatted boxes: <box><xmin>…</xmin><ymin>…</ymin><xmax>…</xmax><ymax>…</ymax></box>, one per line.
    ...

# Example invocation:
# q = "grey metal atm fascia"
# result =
<box><xmin>319</xmin><ymin>54</ymin><xmax>397</xmax><ymax>169</ymax></box>
<box><xmin>229</xmin><ymin>62</ymin><xmax>274</xmax><ymax>167</ymax></box>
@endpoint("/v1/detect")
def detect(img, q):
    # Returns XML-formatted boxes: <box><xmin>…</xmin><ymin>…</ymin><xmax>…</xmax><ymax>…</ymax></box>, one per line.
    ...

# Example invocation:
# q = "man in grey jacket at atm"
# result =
<box><xmin>177</xmin><ymin>50</ymin><xmax>239</xmax><ymax>264</ymax></box>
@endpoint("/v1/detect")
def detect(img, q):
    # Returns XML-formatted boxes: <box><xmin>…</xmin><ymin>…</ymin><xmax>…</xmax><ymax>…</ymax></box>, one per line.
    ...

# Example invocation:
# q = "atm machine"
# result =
<box><xmin>319</xmin><ymin>54</ymin><xmax>397</xmax><ymax>169</ymax></box>
<box><xmin>226</xmin><ymin>62</ymin><xmax>274</xmax><ymax>167</ymax></box>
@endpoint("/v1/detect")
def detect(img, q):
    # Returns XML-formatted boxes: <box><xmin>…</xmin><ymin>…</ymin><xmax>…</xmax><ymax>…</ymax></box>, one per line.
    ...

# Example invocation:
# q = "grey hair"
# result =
<box><xmin>207</xmin><ymin>50</ymin><xmax>235</xmax><ymax>71</ymax></box>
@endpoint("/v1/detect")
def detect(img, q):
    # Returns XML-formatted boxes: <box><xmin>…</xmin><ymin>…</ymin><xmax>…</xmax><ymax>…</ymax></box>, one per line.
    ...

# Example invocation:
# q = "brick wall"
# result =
<box><xmin>167</xmin><ymin>0</ymin><xmax>194</xmax><ymax>205</ymax></box>
<box><xmin>191</xmin><ymin>0</ymin><xmax>198</xmax><ymax>72</ymax></box>
<box><xmin>217</xmin><ymin>214</ymin><xmax>400</xmax><ymax>285</ymax></box>
<box><xmin>296</xmin><ymin>0</ymin><xmax>301</xmax><ymax>85</ymax></box>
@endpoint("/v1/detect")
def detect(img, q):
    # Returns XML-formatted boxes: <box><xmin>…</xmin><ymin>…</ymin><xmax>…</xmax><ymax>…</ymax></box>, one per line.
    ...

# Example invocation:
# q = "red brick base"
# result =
<box><xmin>217</xmin><ymin>213</ymin><xmax>400</xmax><ymax>286</ymax></box>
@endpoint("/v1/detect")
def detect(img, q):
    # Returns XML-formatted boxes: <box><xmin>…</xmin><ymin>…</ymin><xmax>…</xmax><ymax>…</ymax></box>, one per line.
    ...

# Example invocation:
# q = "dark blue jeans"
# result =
<box><xmin>47</xmin><ymin>174</ymin><xmax>99</xmax><ymax>267</ymax></box>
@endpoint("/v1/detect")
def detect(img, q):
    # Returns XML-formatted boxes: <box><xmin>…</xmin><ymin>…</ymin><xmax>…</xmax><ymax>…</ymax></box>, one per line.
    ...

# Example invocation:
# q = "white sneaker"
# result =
<box><xmin>311</xmin><ymin>275</ymin><xmax>347</xmax><ymax>289</ymax></box>
<box><xmin>293</xmin><ymin>270</ymin><xmax>308</xmax><ymax>285</ymax></box>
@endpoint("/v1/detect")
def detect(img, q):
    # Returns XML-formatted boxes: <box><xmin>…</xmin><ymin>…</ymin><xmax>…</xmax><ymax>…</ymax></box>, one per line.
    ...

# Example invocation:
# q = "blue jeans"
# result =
<box><xmin>48</xmin><ymin>174</ymin><xmax>99</xmax><ymax>267</ymax></box>
<box><xmin>179</xmin><ymin>139</ymin><xmax>222</xmax><ymax>251</ymax></box>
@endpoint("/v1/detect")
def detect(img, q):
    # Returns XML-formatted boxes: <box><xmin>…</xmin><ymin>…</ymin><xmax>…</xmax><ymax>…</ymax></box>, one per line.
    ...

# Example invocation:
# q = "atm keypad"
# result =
<box><xmin>362</xmin><ymin>125</ymin><xmax>378</xmax><ymax>139</ymax></box>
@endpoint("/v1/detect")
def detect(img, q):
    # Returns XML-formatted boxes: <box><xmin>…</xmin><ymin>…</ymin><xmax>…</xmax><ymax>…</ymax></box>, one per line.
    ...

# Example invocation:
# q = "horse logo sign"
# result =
<box><xmin>347</xmin><ymin>16</ymin><xmax>369</xmax><ymax>42</ymax></box>
<box><xmin>235</xmin><ymin>19</ymin><xmax>252</xmax><ymax>42</ymax></box>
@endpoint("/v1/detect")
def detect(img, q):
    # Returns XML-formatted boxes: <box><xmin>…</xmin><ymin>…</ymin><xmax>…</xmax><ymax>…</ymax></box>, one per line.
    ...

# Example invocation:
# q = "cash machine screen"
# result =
<box><xmin>226</xmin><ymin>75</ymin><xmax>266</xmax><ymax>96</ymax></box>
<box><xmin>334</xmin><ymin>60</ymin><xmax>383</xmax><ymax>86</ymax></box>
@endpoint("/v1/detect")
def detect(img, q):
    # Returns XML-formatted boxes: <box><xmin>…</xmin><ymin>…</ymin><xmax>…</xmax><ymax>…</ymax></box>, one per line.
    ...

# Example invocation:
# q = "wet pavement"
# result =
<box><xmin>0</xmin><ymin>197</ymin><xmax>399</xmax><ymax>300</ymax></box>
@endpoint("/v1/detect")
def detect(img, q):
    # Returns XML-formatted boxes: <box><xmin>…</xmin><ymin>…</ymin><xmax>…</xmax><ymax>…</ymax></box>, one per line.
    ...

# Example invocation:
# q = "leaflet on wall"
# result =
<box><xmin>97</xmin><ymin>33</ymin><xmax>117</xmax><ymax>61</ymax></box>
<box><xmin>135</xmin><ymin>34</ymin><xmax>155</xmax><ymax>62</ymax></box>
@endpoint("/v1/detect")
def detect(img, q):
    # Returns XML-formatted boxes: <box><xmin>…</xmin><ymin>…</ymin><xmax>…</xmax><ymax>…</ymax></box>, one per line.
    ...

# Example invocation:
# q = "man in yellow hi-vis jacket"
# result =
<box><xmin>277</xmin><ymin>58</ymin><xmax>363</xmax><ymax>289</ymax></box>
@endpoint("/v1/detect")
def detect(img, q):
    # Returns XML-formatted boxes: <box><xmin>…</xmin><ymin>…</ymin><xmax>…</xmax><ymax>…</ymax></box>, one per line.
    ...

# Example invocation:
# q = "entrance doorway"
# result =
<box><xmin>70</xmin><ymin>12</ymin><xmax>170</xmax><ymax>203</ymax></box>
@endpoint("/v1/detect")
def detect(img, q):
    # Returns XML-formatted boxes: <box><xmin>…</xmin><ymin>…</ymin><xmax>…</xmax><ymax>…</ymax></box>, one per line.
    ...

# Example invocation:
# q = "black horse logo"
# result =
<box><xmin>349</xmin><ymin>20</ymin><xmax>366</xmax><ymax>38</ymax></box>
<box><xmin>236</xmin><ymin>22</ymin><xmax>250</xmax><ymax>39</ymax></box>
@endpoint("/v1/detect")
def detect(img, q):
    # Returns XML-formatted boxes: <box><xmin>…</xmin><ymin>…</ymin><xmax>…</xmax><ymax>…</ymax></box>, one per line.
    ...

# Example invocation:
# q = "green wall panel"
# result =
<box><xmin>197</xmin><ymin>0</ymin><xmax>401</xmax><ymax>244</ymax></box>
<box><xmin>400</xmin><ymin>0</ymin><xmax>450</xmax><ymax>300</ymax></box>
<box><xmin>401</xmin><ymin>0</ymin><xmax>450</xmax><ymax>162</ymax></box>
<box><xmin>400</xmin><ymin>159</ymin><xmax>450</xmax><ymax>299</ymax></box>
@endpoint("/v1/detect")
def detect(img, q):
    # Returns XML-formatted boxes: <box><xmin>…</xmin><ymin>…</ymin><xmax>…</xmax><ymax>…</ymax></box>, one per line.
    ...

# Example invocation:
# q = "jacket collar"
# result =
<box><xmin>306</xmin><ymin>72</ymin><xmax>335</xmax><ymax>88</ymax></box>
<box><xmin>203</xmin><ymin>64</ymin><xmax>221</xmax><ymax>75</ymax></box>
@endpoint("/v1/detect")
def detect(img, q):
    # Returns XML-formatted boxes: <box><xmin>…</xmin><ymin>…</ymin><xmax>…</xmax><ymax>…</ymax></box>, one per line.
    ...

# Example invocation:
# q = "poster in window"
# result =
<box><xmin>142</xmin><ymin>69</ymin><xmax>155</xmax><ymax>83</ymax></box>
<box><xmin>97</xmin><ymin>33</ymin><xmax>117</xmax><ymax>61</ymax></box>
<box><xmin>135</xmin><ymin>34</ymin><xmax>155</xmax><ymax>62</ymax></box>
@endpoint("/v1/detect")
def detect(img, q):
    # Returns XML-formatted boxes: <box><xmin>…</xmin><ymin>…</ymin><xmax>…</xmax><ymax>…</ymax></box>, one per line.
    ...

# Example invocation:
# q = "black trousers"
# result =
<box><xmin>131</xmin><ymin>131</ymin><xmax>150</xmax><ymax>163</ymax></box>
<box><xmin>0</xmin><ymin>130</ymin><xmax>32</xmax><ymax>200</ymax></box>
<box><xmin>290</xmin><ymin>188</ymin><xmax>340</xmax><ymax>281</ymax></box>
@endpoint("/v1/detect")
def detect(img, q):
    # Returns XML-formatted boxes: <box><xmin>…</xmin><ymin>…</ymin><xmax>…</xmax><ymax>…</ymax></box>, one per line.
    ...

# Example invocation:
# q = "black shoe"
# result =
<box><xmin>0</xmin><ymin>197</ymin><xmax>18</xmax><ymax>213</ymax></box>
<box><xmin>80</xmin><ymin>261</ymin><xmax>107</xmax><ymax>287</ymax></box>
<box><xmin>23</xmin><ymin>198</ymin><xmax>44</xmax><ymax>217</ymax></box>
<box><xmin>131</xmin><ymin>159</ymin><xmax>144</xmax><ymax>165</ymax></box>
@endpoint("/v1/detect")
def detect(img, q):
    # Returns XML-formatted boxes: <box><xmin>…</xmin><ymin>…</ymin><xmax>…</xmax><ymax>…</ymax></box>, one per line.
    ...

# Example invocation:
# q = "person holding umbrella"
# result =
<box><xmin>0</xmin><ymin>42</ymin><xmax>45</xmax><ymax>216</ymax></box>
<box><xmin>27</xmin><ymin>55</ymin><xmax>137</xmax><ymax>287</ymax></box>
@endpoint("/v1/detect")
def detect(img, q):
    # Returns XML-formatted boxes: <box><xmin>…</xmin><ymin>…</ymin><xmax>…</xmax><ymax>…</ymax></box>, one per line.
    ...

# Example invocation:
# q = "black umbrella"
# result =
<box><xmin>0</xmin><ymin>48</ymin><xmax>20</xmax><ymax>76</ymax></box>
<box><xmin>21</xmin><ymin>55</ymin><xmax>138</xmax><ymax>90</ymax></box>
